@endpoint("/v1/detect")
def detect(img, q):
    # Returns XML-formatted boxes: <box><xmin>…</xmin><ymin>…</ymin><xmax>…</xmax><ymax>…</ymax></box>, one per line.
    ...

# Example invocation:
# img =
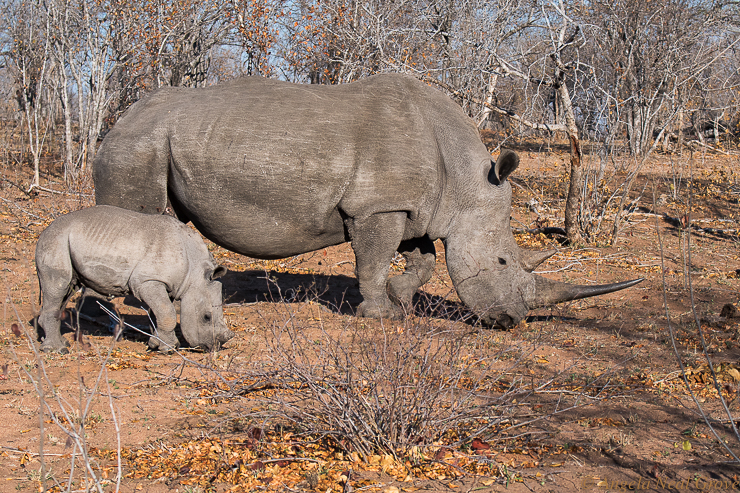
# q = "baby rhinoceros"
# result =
<box><xmin>35</xmin><ymin>205</ymin><xmax>234</xmax><ymax>353</ymax></box>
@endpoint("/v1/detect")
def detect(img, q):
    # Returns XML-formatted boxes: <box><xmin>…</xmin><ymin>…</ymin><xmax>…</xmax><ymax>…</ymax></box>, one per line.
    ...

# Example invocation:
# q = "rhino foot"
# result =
<box><xmin>387</xmin><ymin>276</ymin><xmax>419</xmax><ymax>307</ymax></box>
<box><xmin>41</xmin><ymin>338</ymin><xmax>70</xmax><ymax>354</ymax></box>
<box><xmin>148</xmin><ymin>330</ymin><xmax>179</xmax><ymax>353</ymax></box>
<box><xmin>356</xmin><ymin>300</ymin><xmax>403</xmax><ymax>320</ymax></box>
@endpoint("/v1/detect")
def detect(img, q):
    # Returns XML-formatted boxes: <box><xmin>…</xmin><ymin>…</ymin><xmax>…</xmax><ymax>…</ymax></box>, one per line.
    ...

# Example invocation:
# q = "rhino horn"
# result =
<box><xmin>520</xmin><ymin>249</ymin><xmax>557</xmax><ymax>272</ymax></box>
<box><xmin>530</xmin><ymin>275</ymin><xmax>644</xmax><ymax>308</ymax></box>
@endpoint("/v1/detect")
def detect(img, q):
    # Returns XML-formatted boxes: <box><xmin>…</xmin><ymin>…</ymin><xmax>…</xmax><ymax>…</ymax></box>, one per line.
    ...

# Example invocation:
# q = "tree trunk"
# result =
<box><xmin>59</xmin><ymin>64</ymin><xmax>75</xmax><ymax>180</ymax></box>
<box><xmin>677</xmin><ymin>106</ymin><xmax>684</xmax><ymax>156</ymax></box>
<box><xmin>477</xmin><ymin>73</ymin><xmax>497</xmax><ymax>128</ymax></box>
<box><xmin>558</xmin><ymin>81</ymin><xmax>583</xmax><ymax>244</ymax></box>
<box><xmin>628</xmin><ymin>103</ymin><xmax>643</xmax><ymax>155</ymax></box>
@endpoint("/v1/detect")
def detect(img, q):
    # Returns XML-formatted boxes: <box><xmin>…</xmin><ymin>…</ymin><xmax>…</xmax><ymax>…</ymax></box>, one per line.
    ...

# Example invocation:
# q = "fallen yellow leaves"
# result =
<box><xmin>685</xmin><ymin>362</ymin><xmax>740</xmax><ymax>385</ymax></box>
<box><xmin>106</xmin><ymin>360</ymin><xmax>138</xmax><ymax>371</ymax></box>
<box><xmin>589</xmin><ymin>417</ymin><xmax>624</xmax><ymax>428</ymax></box>
<box><xmin>107</xmin><ymin>429</ymin><xmax>558</xmax><ymax>491</ymax></box>
<box><xmin>106</xmin><ymin>349</ymin><xmax>152</xmax><ymax>371</ymax></box>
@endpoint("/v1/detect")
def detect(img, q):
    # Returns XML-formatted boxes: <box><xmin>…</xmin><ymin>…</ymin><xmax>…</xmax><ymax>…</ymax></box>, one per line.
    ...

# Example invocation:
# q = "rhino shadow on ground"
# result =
<box><xmin>33</xmin><ymin>296</ymin><xmax>203</xmax><ymax>350</ymax></box>
<box><xmin>220</xmin><ymin>269</ymin><xmax>572</xmax><ymax>327</ymax></box>
<box><xmin>33</xmin><ymin>278</ymin><xmax>578</xmax><ymax>348</ymax></box>
<box><xmin>222</xmin><ymin>269</ymin><xmax>362</xmax><ymax>315</ymax></box>
<box><xmin>32</xmin><ymin>308</ymin><xmax>153</xmax><ymax>348</ymax></box>
<box><xmin>221</xmin><ymin>269</ymin><xmax>476</xmax><ymax>320</ymax></box>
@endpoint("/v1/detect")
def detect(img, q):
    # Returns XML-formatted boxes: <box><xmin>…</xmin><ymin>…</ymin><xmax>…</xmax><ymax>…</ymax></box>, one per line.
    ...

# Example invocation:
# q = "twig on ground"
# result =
<box><xmin>27</xmin><ymin>183</ymin><xmax>88</xmax><ymax>196</ymax></box>
<box><xmin>0</xmin><ymin>196</ymin><xmax>44</xmax><ymax>220</ymax></box>
<box><xmin>0</xmin><ymin>446</ymin><xmax>67</xmax><ymax>457</ymax></box>
<box><xmin>0</xmin><ymin>177</ymin><xmax>30</xmax><ymax>195</ymax></box>
<box><xmin>686</xmin><ymin>140</ymin><xmax>732</xmax><ymax>155</ymax></box>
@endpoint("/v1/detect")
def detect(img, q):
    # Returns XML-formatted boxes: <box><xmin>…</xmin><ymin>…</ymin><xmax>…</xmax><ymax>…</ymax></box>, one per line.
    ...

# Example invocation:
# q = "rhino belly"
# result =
<box><xmin>72</xmin><ymin>260</ymin><xmax>132</xmax><ymax>297</ymax></box>
<box><xmin>177</xmin><ymin>198</ymin><xmax>348</xmax><ymax>259</ymax></box>
<box><xmin>167</xmin><ymin>146</ymin><xmax>353</xmax><ymax>258</ymax></box>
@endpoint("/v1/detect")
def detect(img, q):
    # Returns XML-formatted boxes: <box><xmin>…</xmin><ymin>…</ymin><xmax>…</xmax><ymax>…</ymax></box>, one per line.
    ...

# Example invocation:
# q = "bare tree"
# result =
<box><xmin>277</xmin><ymin>0</ymin><xmax>418</xmax><ymax>83</ymax></box>
<box><xmin>146</xmin><ymin>0</ymin><xmax>227</xmax><ymax>87</ymax></box>
<box><xmin>2</xmin><ymin>0</ymin><xmax>53</xmax><ymax>189</ymax></box>
<box><xmin>1</xmin><ymin>0</ymin><xmax>738</xmax><ymax>209</ymax></box>
<box><xmin>224</xmin><ymin>0</ymin><xmax>281</xmax><ymax>77</ymax></box>
<box><xmin>44</xmin><ymin>0</ymin><xmax>120</xmax><ymax>176</ymax></box>
<box><xmin>438</xmin><ymin>0</ymin><xmax>585</xmax><ymax>242</ymax></box>
<box><xmin>574</xmin><ymin>0</ymin><xmax>739</xmax><ymax>242</ymax></box>
<box><xmin>581</xmin><ymin>0</ymin><xmax>736</xmax><ymax>156</ymax></box>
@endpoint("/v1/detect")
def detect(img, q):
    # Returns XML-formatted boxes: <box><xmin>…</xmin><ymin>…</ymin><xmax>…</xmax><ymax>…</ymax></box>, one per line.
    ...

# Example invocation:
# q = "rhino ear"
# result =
<box><xmin>210</xmin><ymin>265</ymin><xmax>227</xmax><ymax>280</ymax></box>
<box><xmin>488</xmin><ymin>149</ymin><xmax>519</xmax><ymax>185</ymax></box>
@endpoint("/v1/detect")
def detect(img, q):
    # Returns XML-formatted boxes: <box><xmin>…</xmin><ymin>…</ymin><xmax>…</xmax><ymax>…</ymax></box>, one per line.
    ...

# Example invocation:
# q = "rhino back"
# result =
<box><xmin>59</xmin><ymin>207</ymin><xmax>191</xmax><ymax>297</ymax></box>
<box><xmin>96</xmin><ymin>75</ymin><xmax>455</xmax><ymax>258</ymax></box>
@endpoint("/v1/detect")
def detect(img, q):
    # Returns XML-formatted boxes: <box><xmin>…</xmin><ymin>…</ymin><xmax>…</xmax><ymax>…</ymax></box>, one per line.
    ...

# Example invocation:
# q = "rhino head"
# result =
<box><xmin>444</xmin><ymin>149</ymin><xmax>642</xmax><ymax>329</ymax></box>
<box><xmin>178</xmin><ymin>265</ymin><xmax>235</xmax><ymax>349</ymax></box>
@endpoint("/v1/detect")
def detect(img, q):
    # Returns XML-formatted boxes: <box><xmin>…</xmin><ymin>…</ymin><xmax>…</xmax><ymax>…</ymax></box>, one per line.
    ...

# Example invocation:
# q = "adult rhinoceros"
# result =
<box><xmin>94</xmin><ymin>74</ymin><xmax>640</xmax><ymax>328</ymax></box>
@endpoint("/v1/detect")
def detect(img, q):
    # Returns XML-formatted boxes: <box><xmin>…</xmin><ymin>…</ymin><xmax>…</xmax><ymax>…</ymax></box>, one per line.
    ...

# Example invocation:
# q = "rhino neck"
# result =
<box><xmin>173</xmin><ymin>259</ymin><xmax>201</xmax><ymax>301</ymax></box>
<box><xmin>425</xmin><ymin>179</ymin><xmax>476</xmax><ymax>241</ymax></box>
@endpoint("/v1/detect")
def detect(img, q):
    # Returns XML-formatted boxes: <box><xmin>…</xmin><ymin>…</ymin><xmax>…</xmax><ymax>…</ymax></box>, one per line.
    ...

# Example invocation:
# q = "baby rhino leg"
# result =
<box><xmin>37</xmin><ymin>266</ymin><xmax>74</xmax><ymax>353</ymax></box>
<box><xmin>137</xmin><ymin>281</ymin><xmax>179</xmax><ymax>352</ymax></box>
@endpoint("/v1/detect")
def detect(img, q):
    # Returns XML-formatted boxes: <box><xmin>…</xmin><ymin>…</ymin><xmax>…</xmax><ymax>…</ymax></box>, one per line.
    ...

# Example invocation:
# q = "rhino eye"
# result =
<box><xmin>203</xmin><ymin>313</ymin><xmax>212</xmax><ymax>322</ymax></box>
<box><xmin>498</xmin><ymin>258</ymin><xmax>507</xmax><ymax>265</ymax></box>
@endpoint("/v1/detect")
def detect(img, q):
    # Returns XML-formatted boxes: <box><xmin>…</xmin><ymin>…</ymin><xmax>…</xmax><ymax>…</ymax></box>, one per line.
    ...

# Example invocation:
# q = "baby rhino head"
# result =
<box><xmin>179</xmin><ymin>264</ymin><xmax>233</xmax><ymax>350</ymax></box>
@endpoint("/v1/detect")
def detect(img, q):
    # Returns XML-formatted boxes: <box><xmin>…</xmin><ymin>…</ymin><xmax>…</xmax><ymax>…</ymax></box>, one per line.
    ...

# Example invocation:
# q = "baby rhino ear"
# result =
<box><xmin>489</xmin><ymin>149</ymin><xmax>520</xmax><ymax>185</ymax></box>
<box><xmin>210</xmin><ymin>265</ymin><xmax>227</xmax><ymax>280</ymax></box>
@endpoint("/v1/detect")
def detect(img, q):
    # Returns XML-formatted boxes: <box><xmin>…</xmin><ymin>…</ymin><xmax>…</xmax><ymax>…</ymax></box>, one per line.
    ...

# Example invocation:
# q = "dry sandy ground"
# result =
<box><xmin>0</xmin><ymin>149</ymin><xmax>739</xmax><ymax>492</ymax></box>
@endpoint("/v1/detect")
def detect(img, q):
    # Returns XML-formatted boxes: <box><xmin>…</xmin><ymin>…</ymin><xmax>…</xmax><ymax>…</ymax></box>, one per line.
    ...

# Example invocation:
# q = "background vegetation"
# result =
<box><xmin>1</xmin><ymin>3</ymin><xmax>740</xmax><ymax>490</ymax></box>
<box><xmin>1</xmin><ymin>0</ymin><xmax>738</xmax><ymax>242</ymax></box>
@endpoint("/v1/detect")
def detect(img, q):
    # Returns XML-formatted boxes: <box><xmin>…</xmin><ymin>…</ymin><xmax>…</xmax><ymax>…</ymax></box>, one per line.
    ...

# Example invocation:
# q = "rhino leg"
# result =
<box><xmin>387</xmin><ymin>235</ymin><xmax>436</xmax><ymax>306</ymax></box>
<box><xmin>93</xmin><ymin>130</ymin><xmax>169</xmax><ymax>215</ymax></box>
<box><xmin>137</xmin><ymin>281</ymin><xmax>179</xmax><ymax>352</ymax></box>
<box><xmin>38</xmin><ymin>281</ymin><xmax>73</xmax><ymax>354</ymax></box>
<box><xmin>347</xmin><ymin>212</ymin><xmax>406</xmax><ymax>320</ymax></box>
<box><xmin>37</xmin><ymin>256</ymin><xmax>74</xmax><ymax>353</ymax></box>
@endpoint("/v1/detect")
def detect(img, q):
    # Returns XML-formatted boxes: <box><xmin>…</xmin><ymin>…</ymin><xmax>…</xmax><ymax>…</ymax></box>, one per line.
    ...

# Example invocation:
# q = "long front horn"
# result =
<box><xmin>530</xmin><ymin>275</ymin><xmax>644</xmax><ymax>308</ymax></box>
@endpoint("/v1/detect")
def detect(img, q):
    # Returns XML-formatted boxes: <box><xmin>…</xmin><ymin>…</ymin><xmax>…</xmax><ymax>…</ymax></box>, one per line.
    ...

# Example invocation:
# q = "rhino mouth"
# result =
<box><xmin>472</xmin><ymin>271</ymin><xmax>644</xmax><ymax>330</ymax></box>
<box><xmin>192</xmin><ymin>329</ymin><xmax>235</xmax><ymax>351</ymax></box>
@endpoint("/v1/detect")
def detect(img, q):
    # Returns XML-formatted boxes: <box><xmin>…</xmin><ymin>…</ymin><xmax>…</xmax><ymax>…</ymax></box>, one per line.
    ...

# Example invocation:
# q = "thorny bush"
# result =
<box><xmin>228</xmin><ymin>283</ymin><xmax>628</xmax><ymax>461</ymax></box>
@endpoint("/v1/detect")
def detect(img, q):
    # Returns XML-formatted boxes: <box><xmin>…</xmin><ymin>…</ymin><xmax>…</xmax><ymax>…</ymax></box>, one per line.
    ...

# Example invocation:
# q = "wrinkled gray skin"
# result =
<box><xmin>94</xmin><ymin>74</ymin><xmax>641</xmax><ymax>328</ymax></box>
<box><xmin>35</xmin><ymin>206</ymin><xmax>234</xmax><ymax>353</ymax></box>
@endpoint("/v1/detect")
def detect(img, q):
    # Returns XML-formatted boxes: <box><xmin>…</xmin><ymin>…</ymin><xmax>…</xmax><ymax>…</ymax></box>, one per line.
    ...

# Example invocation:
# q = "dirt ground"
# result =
<box><xmin>0</xmin><ymin>147</ymin><xmax>739</xmax><ymax>492</ymax></box>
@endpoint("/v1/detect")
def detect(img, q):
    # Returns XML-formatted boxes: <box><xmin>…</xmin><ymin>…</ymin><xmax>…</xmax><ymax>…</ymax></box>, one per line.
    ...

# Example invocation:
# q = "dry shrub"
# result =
<box><xmin>230</xmin><ymin>287</ymin><xmax>622</xmax><ymax>461</ymax></box>
<box><xmin>6</xmin><ymin>308</ymin><xmax>122</xmax><ymax>493</ymax></box>
<box><xmin>654</xmin><ymin>158</ymin><xmax>740</xmax><ymax>464</ymax></box>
